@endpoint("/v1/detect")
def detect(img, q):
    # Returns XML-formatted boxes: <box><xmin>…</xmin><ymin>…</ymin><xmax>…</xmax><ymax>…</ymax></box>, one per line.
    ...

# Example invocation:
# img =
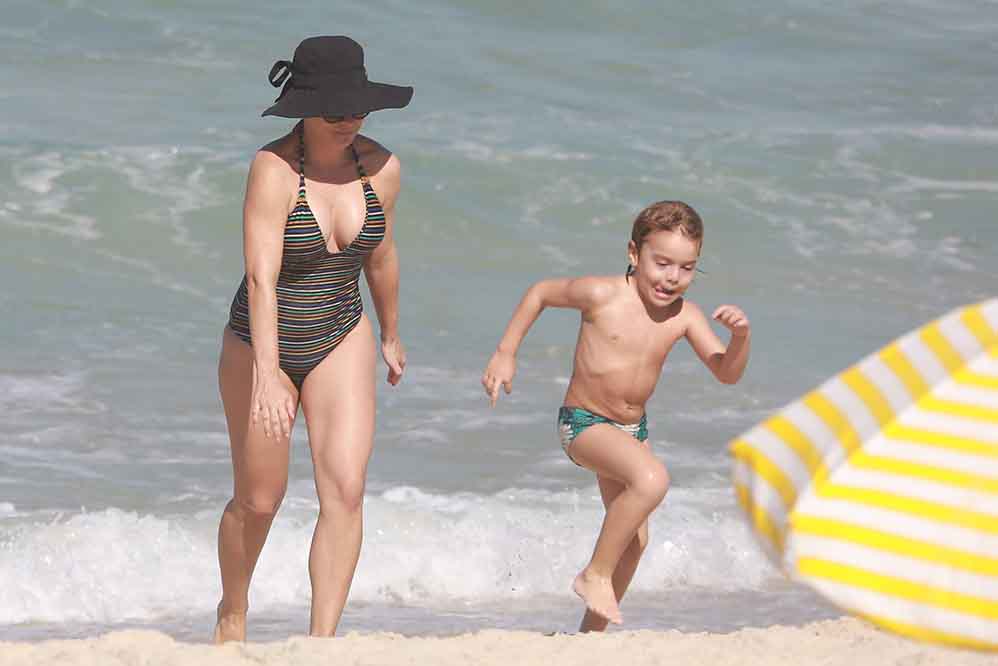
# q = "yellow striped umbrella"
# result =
<box><xmin>731</xmin><ymin>299</ymin><xmax>998</xmax><ymax>650</ymax></box>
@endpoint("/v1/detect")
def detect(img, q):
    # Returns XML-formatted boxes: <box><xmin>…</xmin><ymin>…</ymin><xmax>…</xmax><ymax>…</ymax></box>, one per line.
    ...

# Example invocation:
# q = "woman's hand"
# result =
<box><xmin>381</xmin><ymin>336</ymin><xmax>406</xmax><ymax>386</ymax></box>
<box><xmin>482</xmin><ymin>350</ymin><xmax>516</xmax><ymax>407</ymax></box>
<box><xmin>250</xmin><ymin>366</ymin><xmax>296</xmax><ymax>439</ymax></box>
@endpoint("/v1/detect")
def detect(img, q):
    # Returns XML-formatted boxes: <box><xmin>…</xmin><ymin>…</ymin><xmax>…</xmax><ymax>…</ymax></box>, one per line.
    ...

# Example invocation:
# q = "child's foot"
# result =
<box><xmin>572</xmin><ymin>570</ymin><xmax>622</xmax><ymax>625</ymax></box>
<box><xmin>213</xmin><ymin>601</ymin><xmax>247</xmax><ymax>644</ymax></box>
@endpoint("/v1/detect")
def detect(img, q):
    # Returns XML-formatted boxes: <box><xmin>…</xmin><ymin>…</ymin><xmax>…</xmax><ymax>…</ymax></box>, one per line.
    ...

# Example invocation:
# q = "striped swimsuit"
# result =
<box><xmin>227</xmin><ymin>128</ymin><xmax>386</xmax><ymax>388</ymax></box>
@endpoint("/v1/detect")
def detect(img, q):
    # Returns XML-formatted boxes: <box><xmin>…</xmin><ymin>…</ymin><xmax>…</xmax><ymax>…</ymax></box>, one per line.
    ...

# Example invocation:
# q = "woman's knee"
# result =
<box><xmin>318</xmin><ymin>473</ymin><xmax>366</xmax><ymax>514</ymax></box>
<box><xmin>233</xmin><ymin>491</ymin><xmax>285</xmax><ymax>518</ymax></box>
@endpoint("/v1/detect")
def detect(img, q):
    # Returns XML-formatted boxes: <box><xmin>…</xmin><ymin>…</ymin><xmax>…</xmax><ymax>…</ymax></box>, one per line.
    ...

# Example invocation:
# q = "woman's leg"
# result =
<box><xmin>298</xmin><ymin>317</ymin><xmax>377</xmax><ymax>636</ymax></box>
<box><xmin>214</xmin><ymin>327</ymin><xmax>298</xmax><ymax>643</ymax></box>
<box><xmin>566</xmin><ymin>425</ymin><xmax>669</xmax><ymax>625</ymax></box>
<box><xmin>578</xmin><ymin>468</ymin><xmax>651</xmax><ymax>632</ymax></box>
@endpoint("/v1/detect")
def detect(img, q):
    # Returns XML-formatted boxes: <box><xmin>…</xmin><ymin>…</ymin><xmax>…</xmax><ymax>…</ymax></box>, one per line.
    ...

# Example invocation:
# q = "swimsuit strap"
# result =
<box><xmin>298</xmin><ymin>128</ymin><xmax>367</xmax><ymax>189</ymax></box>
<box><xmin>297</xmin><ymin>124</ymin><xmax>306</xmax><ymax>189</ymax></box>
<box><xmin>349</xmin><ymin>144</ymin><xmax>370</xmax><ymax>185</ymax></box>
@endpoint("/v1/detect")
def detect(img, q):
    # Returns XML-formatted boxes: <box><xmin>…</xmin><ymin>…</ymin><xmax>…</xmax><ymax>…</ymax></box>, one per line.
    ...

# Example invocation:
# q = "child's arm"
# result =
<box><xmin>482</xmin><ymin>277</ymin><xmax>607</xmax><ymax>406</ymax></box>
<box><xmin>684</xmin><ymin>302</ymin><xmax>751</xmax><ymax>384</ymax></box>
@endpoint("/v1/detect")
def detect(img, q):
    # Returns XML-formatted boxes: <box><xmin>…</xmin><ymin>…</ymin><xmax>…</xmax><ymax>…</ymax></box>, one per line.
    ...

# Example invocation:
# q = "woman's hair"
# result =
<box><xmin>630</xmin><ymin>200</ymin><xmax>703</xmax><ymax>250</ymax></box>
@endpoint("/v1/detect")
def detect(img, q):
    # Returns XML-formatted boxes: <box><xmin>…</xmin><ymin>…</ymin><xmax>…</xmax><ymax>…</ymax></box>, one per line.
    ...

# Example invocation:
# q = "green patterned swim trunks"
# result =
<box><xmin>557</xmin><ymin>406</ymin><xmax>648</xmax><ymax>466</ymax></box>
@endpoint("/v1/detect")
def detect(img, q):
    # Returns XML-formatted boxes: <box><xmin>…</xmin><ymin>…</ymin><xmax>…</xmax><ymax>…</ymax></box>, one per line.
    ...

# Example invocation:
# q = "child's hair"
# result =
<box><xmin>631</xmin><ymin>200</ymin><xmax>703</xmax><ymax>250</ymax></box>
<box><xmin>626</xmin><ymin>201</ymin><xmax>703</xmax><ymax>280</ymax></box>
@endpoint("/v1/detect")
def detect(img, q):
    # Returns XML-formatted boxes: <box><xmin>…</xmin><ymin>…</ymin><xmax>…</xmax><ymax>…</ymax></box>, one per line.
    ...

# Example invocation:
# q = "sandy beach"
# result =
<box><xmin>3</xmin><ymin>618</ymin><xmax>995</xmax><ymax>666</ymax></box>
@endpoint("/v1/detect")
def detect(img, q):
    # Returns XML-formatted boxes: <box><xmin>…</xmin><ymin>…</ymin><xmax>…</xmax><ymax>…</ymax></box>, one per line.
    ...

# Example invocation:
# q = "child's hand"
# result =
<box><xmin>713</xmin><ymin>305</ymin><xmax>750</xmax><ymax>337</ymax></box>
<box><xmin>482</xmin><ymin>350</ymin><xmax>516</xmax><ymax>407</ymax></box>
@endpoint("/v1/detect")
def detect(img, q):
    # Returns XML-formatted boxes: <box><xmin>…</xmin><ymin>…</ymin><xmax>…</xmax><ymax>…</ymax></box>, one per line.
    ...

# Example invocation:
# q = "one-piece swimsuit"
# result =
<box><xmin>227</xmin><ymin>126</ymin><xmax>386</xmax><ymax>388</ymax></box>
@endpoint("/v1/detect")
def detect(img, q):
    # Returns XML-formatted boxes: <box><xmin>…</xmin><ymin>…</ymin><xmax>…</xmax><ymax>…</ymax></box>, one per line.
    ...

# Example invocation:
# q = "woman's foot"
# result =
<box><xmin>213</xmin><ymin>601</ymin><xmax>247</xmax><ymax>644</ymax></box>
<box><xmin>572</xmin><ymin>569</ymin><xmax>622</xmax><ymax>625</ymax></box>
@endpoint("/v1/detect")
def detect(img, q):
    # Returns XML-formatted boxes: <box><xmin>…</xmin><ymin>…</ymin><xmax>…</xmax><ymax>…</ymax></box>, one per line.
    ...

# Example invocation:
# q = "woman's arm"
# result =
<box><xmin>243</xmin><ymin>148</ymin><xmax>297</xmax><ymax>436</ymax></box>
<box><xmin>363</xmin><ymin>153</ymin><xmax>405</xmax><ymax>385</ymax></box>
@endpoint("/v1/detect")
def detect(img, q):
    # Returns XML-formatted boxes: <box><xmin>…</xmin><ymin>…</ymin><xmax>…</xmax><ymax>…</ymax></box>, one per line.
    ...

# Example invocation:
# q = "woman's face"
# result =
<box><xmin>306</xmin><ymin>114</ymin><xmax>366</xmax><ymax>142</ymax></box>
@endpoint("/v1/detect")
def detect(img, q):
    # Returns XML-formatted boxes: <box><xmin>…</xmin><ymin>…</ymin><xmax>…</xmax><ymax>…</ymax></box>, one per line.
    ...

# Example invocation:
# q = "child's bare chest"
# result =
<box><xmin>585</xmin><ymin>315</ymin><xmax>684</xmax><ymax>364</ymax></box>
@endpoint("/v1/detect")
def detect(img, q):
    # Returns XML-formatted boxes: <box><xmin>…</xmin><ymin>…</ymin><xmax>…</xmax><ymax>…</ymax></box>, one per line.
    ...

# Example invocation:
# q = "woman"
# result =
<box><xmin>214</xmin><ymin>35</ymin><xmax>412</xmax><ymax>642</ymax></box>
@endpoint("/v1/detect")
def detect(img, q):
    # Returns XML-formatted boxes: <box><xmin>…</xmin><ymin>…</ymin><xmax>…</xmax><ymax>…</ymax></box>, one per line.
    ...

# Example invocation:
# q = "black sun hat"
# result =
<box><xmin>262</xmin><ymin>36</ymin><xmax>413</xmax><ymax>118</ymax></box>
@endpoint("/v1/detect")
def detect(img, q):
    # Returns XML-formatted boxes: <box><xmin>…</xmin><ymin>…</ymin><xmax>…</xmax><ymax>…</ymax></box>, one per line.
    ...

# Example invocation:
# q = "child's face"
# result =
<box><xmin>627</xmin><ymin>229</ymin><xmax>700</xmax><ymax>307</ymax></box>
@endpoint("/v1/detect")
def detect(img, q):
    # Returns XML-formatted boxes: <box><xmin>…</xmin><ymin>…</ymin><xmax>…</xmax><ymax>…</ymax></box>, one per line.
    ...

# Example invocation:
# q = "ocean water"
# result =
<box><xmin>2</xmin><ymin>0</ymin><xmax>997</xmax><ymax>642</ymax></box>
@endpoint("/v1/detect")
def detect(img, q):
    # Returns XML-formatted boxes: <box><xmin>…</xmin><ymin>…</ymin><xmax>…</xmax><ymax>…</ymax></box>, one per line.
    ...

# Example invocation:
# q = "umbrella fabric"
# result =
<box><xmin>732</xmin><ymin>299</ymin><xmax>998</xmax><ymax>650</ymax></box>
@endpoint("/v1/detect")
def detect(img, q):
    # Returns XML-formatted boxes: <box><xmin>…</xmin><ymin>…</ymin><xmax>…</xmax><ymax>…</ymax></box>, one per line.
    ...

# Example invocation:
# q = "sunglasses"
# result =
<box><xmin>322</xmin><ymin>112</ymin><xmax>370</xmax><ymax>123</ymax></box>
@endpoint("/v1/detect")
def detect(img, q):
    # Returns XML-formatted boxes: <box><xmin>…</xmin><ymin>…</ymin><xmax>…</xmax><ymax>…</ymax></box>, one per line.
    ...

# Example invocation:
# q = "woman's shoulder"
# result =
<box><xmin>354</xmin><ymin>135</ymin><xmax>400</xmax><ymax>204</ymax></box>
<box><xmin>354</xmin><ymin>134</ymin><xmax>400</xmax><ymax>177</ymax></box>
<box><xmin>250</xmin><ymin>132</ymin><xmax>299</xmax><ymax>180</ymax></box>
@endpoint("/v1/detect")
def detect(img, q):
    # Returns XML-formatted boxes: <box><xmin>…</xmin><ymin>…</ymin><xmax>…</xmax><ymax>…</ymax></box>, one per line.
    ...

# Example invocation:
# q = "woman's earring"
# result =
<box><xmin>625</xmin><ymin>264</ymin><xmax>635</xmax><ymax>282</ymax></box>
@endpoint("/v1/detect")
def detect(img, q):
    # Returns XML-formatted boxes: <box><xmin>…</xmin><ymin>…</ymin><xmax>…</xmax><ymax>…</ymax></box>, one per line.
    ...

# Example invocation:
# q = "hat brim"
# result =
<box><xmin>261</xmin><ymin>82</ymin><xmax>413</xmax><ymax>118</ymax></box>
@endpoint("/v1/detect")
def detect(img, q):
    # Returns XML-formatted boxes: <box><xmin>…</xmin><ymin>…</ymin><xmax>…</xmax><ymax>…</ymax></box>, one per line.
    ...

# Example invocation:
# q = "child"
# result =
<box><xmin>482</xmin><ymin>200</ymin><xmax>750</xmax><ymax>630</ymax></box>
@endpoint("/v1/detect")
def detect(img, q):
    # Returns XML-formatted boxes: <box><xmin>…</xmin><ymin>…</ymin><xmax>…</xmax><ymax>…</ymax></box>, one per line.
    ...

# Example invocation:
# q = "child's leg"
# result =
<box><xmin>579</xmin><ymin>473</ymin><xmax>650</xmax><ymax>633</ymax></box>
<box><xmin>567</xmin><ymin>425</ymin><xmax>669</xmax><ymax>624</ymax></box>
